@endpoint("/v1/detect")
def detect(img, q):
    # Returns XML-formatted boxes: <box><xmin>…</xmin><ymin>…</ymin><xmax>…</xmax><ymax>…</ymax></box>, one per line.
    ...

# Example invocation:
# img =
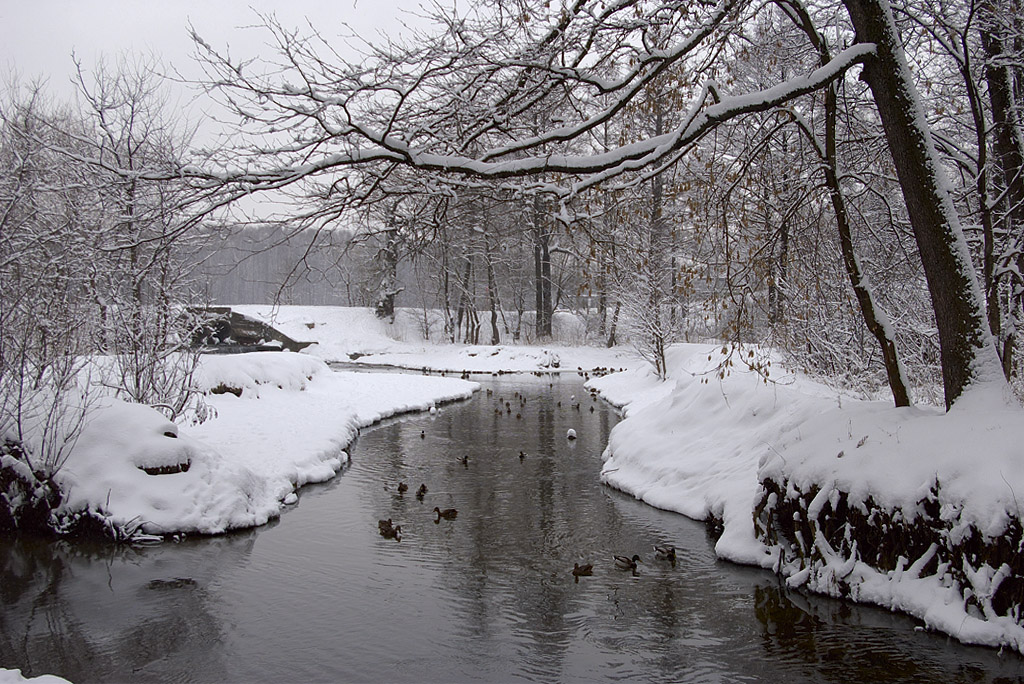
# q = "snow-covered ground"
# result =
<box><xmin>588</xmin><ymin>343</ymin><xmax>1024</xmax><ymax>653</ymax></box>
<box><xmin>0</xmin><ymin>670</ymin><xmax>70</xmax><ymax>684</ymax></box>
<box><xmin>233</xmin><ymin>304</ymin><xmax>638</xmax><ymax>372</ymax></box>
<box><xmin>53</xmin><ymin>352</ymin><xmax>478</xmax><ymax>536</ymax></box>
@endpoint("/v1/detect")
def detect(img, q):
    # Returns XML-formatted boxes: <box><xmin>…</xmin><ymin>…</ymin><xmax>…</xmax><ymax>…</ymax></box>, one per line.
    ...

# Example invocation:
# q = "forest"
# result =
<box><xmin>2</xmin><ymin>0</ymin><xmax>1023</xmax><ymax>519</ymax></box>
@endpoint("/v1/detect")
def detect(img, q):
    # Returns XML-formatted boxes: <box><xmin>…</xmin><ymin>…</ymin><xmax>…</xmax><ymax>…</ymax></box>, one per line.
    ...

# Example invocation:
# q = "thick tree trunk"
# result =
<box><xmin>843</xmin><ymin>0</ymin><xmax>1005</xmax><ymax>408</ymax></box>
<box><xmin>606</xmin><ymin>300</ymin><xmax>620</xmax><ymax>348</ymax></box>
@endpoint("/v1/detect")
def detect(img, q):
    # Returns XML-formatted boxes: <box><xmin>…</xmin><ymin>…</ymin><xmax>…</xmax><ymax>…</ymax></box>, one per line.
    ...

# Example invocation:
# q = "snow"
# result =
<box><xmin>591</xmin><ymin>344</ymin><xmax>809</xmax><ymax>566</ymax></box>
<box><xmin>232</xmin><ymin>304</ymin><xmax>637</xmax><ymax>372</ymax></box>
<box><xmin>55</xmin><ymin>352</ymin><xmax>478</xmax><ymax>535</ymax></box>
<box><xmin>759</xmin><ymin>381</ymin><xmax>1024</xmax><ymax>538</ymax></box>
<box><xmin>587</xmin><ymin>342</ymin><xmax>1024</xmax><ymax>653</ymax></box>
<box><xmin>0</xmin><ymin>670</ymin><xmax>70</xmax><ymax>684</ymax></box>
<box><xmin>15</xmin><ymin>305</ymin><xmax>635</xmax><ymax>540</ymax></box>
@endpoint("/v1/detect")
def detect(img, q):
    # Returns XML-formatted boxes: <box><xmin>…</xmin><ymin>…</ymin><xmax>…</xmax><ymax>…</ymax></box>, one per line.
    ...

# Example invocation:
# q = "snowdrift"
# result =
<box><xmin>589</xmin><ymin>343</ymin><xmax>1024</xmax><ymax>653</ymax></box>
<box><xmin>50</xmin><ymin>352</ymin><xmax>477</xmax><ymax>535</ymax></box>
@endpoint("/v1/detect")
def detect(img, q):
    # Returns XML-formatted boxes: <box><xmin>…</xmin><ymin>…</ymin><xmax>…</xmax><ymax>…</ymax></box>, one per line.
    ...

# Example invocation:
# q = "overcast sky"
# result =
<box><xmin>0</xmin><ymin>0</ymin><xmax>424</xmax><ymax>99</ymax></box>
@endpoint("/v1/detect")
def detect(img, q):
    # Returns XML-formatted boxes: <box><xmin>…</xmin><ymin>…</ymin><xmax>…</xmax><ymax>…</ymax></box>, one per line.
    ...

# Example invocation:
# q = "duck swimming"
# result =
<box><xmin>572</xmin><ymin>563</ymin><xmax>594</xmax><ymax>577</ymax></box>
<box><xmin>613</xmin><ymin>554</ymin><xmax>642</xmax><ymax>570</ymax></box>
<box><xmin>434</xmin><ymin>507</ymin><xmax>458</xmax><ymax>521</ymax></box>
<box><xmin>654</xmin><ymin>545</ymin><xmax>677</xmax><ymax>562</ymax></box>
<box><xmin>378</xmin><ymin>520</ymin><xmax>402</xmax><ymax>540</ymax></box>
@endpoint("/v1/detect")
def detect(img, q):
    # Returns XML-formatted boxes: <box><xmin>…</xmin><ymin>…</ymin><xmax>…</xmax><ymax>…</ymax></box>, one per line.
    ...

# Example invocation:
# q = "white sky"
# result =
<box><xmin>0</xmin><ymin>0</ymin><xmax>431</xmax><ymax>221</ymax></box>
<box><xmin>0</xmin><ymin>0</ymin><xmax>424</xmax><ymax>98</ymax></box>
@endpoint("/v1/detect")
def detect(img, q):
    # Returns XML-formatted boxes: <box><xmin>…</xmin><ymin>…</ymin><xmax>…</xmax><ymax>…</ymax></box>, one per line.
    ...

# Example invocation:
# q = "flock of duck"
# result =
<box><xmin>570</xmin><ymin>546</ymin><xmax>677</xmax><ymax>582</ymax></box>
<box><xmin>379</xmin><ymin>495</ymin><xmax>676</xmax><ymax>581</ymax></box>
<box><xmin>377</xmin><ymin>385</ymin><xmax>676</xmax><ymax>583</ymax></box>
<box><xmin>377</xmin><ymin>484</ymin><xmax>453</xmax><ymax>541</ymax></box>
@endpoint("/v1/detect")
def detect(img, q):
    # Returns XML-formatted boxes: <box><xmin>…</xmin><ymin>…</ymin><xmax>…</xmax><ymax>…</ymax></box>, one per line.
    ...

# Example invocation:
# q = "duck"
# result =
<box><xmin>614</xmin><ymin>554</ymin><xmax>642</xmax><ymax>570</ymax></box>
<box><xmin>458</xmin><ymin>454</ymin><xmax>469</xmax><ymax>468</ymax></box>
<box><xmin>433</xmin><ymin>506</ymin><xmax>458</xmax><ymax>521</ymax></box>
<box><xmin>380</xmin><ymin>523</ymin><xmax>402</xmax><ymax>540</ymax></box>
<box><xmin>416</xmin><ymin>483</ymin><xmax>428</xmax><ymax>500</ymax></box>
<box><xmin>654</xmin><ymin>545</ymin><xmax>677</xmax><ymax>562</ymax></box>
<box><xmin>572</xmin><ymin>562</ymin><xmax>594</xmax><ymax>578</ymax></box>
<box><xmin>519</xmin><ymin>450</ymin><xmax>526</xmax><ymax>461</ymax></box>
<box><xmin>566</xmin><ymin>428</ymin><xmax>577</xmax><ymax>440</ymax></box>
<box><xmin>397</xmin><ymin>482</ymin><xmax>409</xmax><ymax>495</ymax></box>
<box><xmin>378</xmin><ymin>519</ymin><xmax>402</xmax><ymax>540</ymax></box>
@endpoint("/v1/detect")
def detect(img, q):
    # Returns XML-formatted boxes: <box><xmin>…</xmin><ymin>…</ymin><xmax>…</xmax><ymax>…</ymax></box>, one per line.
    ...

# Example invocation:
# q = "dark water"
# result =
<box><xmin>2</xmin><ymin>373</ymin><xmax>1023</xmax><ymax>683</ymax></box>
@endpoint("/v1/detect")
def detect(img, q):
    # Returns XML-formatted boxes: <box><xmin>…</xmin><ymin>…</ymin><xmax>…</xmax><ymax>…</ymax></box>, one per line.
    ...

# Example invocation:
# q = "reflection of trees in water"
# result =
<box><xmin>0</xmin><ymin>533</ymin><xmax>257</xmax><ymax>682</ymax></box>
<box><xmin>751</xmin><ymin>583</ymin><xmax>1010</xmax><ymax>684</ymax></box>
<box><xmin>424</xmin><ymin>381</ymin><xmax>627</xmax><ymax>679</ymax></box>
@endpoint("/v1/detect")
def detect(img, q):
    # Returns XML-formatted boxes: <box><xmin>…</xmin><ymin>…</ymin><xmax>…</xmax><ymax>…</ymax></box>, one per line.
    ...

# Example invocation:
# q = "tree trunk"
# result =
<box><xmin>843</xmin><ymin>0</ymin><xmax>1005</xmax><ymax>408</ymax></box>
<box><xmin>606</xmin><ymin>300</ymin><xmax>620</xmax><ymax>348</ymax></box>
<box><xmin>375</xmin><ymin>222</ymin><xmax>400</xmax><ymax>322</ymax></box>
<box><xmin>484</xmin><ymin>233</ymin><xmax>501</xmax><ymax>345</ymax></box>
<box><xmin>455</xmin><ymin>257</ymin><xmax>473</xmax><ymax>342</ymax></box>
<box><xmin>532</xmin><ymin>195</ymin><xmax>553</xmax><ymax>339</ymax></box>
<box><xmin>824</xmin><ymin>78</ymin><xmax>911</xmax><ymax>406</ymax></box>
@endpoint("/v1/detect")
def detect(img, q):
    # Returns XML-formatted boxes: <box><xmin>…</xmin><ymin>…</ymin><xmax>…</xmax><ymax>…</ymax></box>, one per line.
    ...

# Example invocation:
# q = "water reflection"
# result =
<box><xmin>0</xmin><ymin>532</ymin><xmax>262</xmax><ymax>682</ymax></box>
<box><xmin>751</xmin><ymin>582</ymin><xmax>1024</xmax><ymax>683</ymax></box>
<box><xmin>2</xmin><ymin>373</ymin><xmax>1023</xmax><ymax>683</ymax></box>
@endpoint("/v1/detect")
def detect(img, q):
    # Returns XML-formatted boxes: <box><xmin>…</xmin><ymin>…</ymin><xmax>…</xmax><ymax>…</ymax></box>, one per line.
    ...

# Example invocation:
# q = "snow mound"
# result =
<box><xmin>60</xmin><ymin>396</ymin><xmax>279</xmax><ymax>535</ymax></box>
<box><xmin>195</xmin><ymin>350</ymin><xmax>327</xmax><ymax>396</ymax></box>
<box><xmin>592</xmin><ymin>344</ymin><xmax>812</xmax><ymax>565</ymax></box>
<box><xmin>759</xmin><ymin>381</ymin><xmax>1024</xmax><ymax>539</ymax></box>
<box><xmin>56</xmin><ymin>352</ymin><xmax>478</xmax><ymax>535</ymax></box>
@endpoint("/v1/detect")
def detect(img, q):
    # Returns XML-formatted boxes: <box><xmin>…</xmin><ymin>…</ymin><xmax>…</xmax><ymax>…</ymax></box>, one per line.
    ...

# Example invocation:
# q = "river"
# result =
<box><xmin>1</xmin><ymin>372</ymin><xmax>1022</xmax><ymax>682</ymax></box>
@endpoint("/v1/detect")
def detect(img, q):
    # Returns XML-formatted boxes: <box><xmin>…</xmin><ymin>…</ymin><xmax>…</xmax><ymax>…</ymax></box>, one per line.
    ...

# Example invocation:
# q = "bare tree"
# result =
<box><xmin>172</xmin><ymin>0</ymin><xmax>1007</xmax><ymax>407</ymax></box>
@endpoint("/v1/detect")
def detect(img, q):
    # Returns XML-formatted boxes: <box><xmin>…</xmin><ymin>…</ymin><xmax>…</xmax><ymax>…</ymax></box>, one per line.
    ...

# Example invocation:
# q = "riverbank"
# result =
<box><xmin>0</xmin><ymin>670</ymin><xmax>69</xmax><ymax>683</ymax></box>
<box><xmin>587</xmin><ymin>343</ymin><xmax>1024</xmax><ymax>655</ymax></box>
<box><xmin>5</xmin><ymin>305</ymin><xmax>634</xmax><ymax>541</ymax></box>
<box><xmin>16</xmin><ymin>372</ymin><xmax>1021</xmax><ymax>684</ymax></box>
<box><xmin>3</xmin><ymin>352</ymin><xmax>477</xmax><ymax>538</ymax></box>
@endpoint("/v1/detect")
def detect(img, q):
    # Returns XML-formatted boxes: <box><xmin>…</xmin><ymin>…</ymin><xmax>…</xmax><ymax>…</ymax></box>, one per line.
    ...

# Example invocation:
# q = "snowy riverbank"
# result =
<box><xmin>0</xmin><ymin>670</ymin><xmax>70</xmax><ymax>684</ymax></box>
<box><xmin>53</xmin><ymin>352</ymin><xmax>478</xmax><ymax>536</ymax></box>
<box><xmin>588</xmin><ymin>343</ymin><xmax>1024</xmax><ymax>654</ymax></box>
